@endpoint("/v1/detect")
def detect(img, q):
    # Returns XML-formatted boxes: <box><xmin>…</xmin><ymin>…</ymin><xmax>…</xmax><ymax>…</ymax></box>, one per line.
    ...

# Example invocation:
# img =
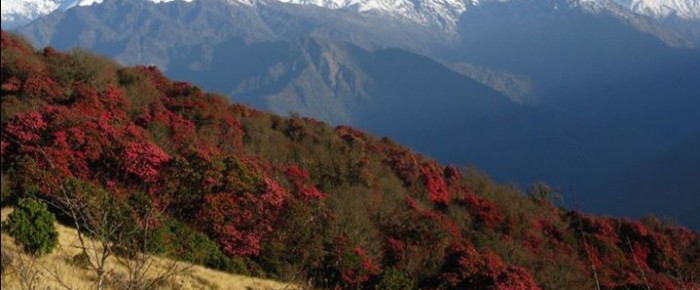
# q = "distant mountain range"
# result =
<box><xmin>3</xmin><ymin>0</ymin><xmax>699</xmax><ymax>228</ymax></box>
<box><xmin>3</xmin><ymin>0</ymin><xmax>700</xmax><ymax>35</ymax></box>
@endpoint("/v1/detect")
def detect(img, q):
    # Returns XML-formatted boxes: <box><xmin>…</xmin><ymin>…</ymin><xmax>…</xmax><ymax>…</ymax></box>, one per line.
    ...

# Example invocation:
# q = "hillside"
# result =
<box><xmin>10</xmin><ymin>0</ymin><xmax>700</xmax><ymax>226</ymax></box>
<box><xmin>1</xmin><ymin>31</ymin><xmax>699</xmax><ymax>289</ymax></box>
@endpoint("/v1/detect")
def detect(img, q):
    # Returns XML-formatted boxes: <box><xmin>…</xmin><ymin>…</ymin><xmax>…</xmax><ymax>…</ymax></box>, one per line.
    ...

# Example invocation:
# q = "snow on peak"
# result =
<box><xmin>2</xmin><ymin>0</ymin><xmax>63</xmax><ymax>27</ymax></box>
<box><xmin>1</xmin><ymin>0</ymin><xmax>195</xmax><ymax>29</ymax></box>
<box><xmin>611</xmin><ymin>0</ymin><xmax>700</xmax><ymax>20</ymax></box>
<box><xmin>2</xmin><ymin>0</ymin><xmax>698</xmax><ymax>31</ymax></box>
<box><xmin>57</xmin><ymin>0</ymin><xmax>196</xmax><ymax>10</ymax></box>
<box><xmin>274</xmin><ymin>0</ymin><xmax>469</xmax><ymax>30</ymax></box>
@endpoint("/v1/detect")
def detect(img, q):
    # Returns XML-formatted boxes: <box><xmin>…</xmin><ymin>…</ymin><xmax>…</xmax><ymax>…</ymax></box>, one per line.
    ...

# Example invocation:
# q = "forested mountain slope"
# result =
<box><xmin>11</xmin><ymin>0</ymin><xmax>700</xmax><ymax>227</ymax></box>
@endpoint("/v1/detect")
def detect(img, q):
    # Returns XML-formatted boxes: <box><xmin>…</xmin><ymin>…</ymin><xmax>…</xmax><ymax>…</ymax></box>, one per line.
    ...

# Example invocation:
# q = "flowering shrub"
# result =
<box><xmin>440</xmin><ymin>242</ymin><xmax>540</xmax><ymax>289</ymax></box>
<box><xmin>461</xmin><ymin>193</ymin><xmax>505</xmax><ymax>230</ymax></box>
<box><xmin>336</xmin><ymin>125</ymin><xmax>366</xmax><ymax>143</ymax></box>
<box><xmin>22</xmin><ymin>76</ymin><xmax>62</xmax><ymax>99</ymax></box>
<box><xmin>0</xmin><ymin>140</ymin><xmax>8</xmax><ymax>156</ymax></box>
<box><xmin>420</xmin><ymin>163</ymin><xmax>450</xmax><ymax>205</ymax></box>
<box><xmin>1</xmin><ymin>76</ymin><xmax>22</xmax><ymax>92</ymax></box>
<box><xmin>285</xmin><ymin>165</ymin><xmax>327</xmax><ymax>200</ymax></box>
<box><xmin>123</xmin><ymin>142</ymin><xmax>170</xmax><ymax>183</ymax></box>
<box><xmin>3</xmin><ymin>111</ymin><xmax>47</xmax><ymax>143</ymax></box>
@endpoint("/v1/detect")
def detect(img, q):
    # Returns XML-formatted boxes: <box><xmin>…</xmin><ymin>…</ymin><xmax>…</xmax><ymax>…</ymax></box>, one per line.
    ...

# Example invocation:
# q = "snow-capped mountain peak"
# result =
<box><xmin>2</xmin><ymin>0</ymin><xmax>699</xmax><ymax>31</ymax></box>
<box><xmin>613</xmin><ymin>0</ymin><xmax>700</xmax><ymax>20</ymax></box>
<box><xmin>1</xmin><ymin>0</ymin><xmax>195</xmax><ymax>28</ymax></box>
<box><xmin>274</xmin><ymin>0</ymin><xmax>469</xmax><ymax>29</ymax></box>
<box><xmin>57</xmin><ymin>0</ymin><xmax>109</xmax><ymax>11</ymax></box>
<box><xmin>55</xmin><ymin>0</ymin><xmax>196</xmax><ymax>11</ymax></box>
<box><xmin>2</xmin><ymin>0</ymin><xmax>63</xmax><ymax>28</ymax></box>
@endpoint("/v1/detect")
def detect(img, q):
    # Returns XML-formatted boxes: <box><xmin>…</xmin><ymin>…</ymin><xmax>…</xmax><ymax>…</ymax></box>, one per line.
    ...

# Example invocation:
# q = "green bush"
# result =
<box><xmin>207</xmin><ymin>255</ymin><xmax>250</xmax><ymax>276</ymax></box>
<box><xmin>71</xmin><ymin>250</ymin><xmax>91</xmax><ymax>269</ymax></box>
<box><xmin>4</xmin><ymin>198</ymin><xmax>58</xmax><ymax>256</ymax></box>
<box><xmin>376</xmin><ymin>268</ymin><xmax>415</xmax><ymax>290</ymax></box>
<box><xmin>145</xmin><ymin>218</ymin><xmax>250</xmax><ymax>275</ymax></box>
<box><xmin>0</xmin><ymin>174</ymin><xmax>12</xmax><ymax>205</ymax></box>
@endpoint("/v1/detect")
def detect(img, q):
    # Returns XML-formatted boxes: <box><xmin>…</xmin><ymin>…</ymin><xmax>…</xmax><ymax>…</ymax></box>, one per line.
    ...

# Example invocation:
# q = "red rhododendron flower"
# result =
<box><xmin>123</xmin><ymin>142</ymin><xmax>170</xmax><ymax>183</ymax></box>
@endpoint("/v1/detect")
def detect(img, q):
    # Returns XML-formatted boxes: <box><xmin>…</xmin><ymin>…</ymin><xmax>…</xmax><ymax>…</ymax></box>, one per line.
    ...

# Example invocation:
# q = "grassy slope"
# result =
<box><xmin>1</xmin><ymin>208</ymin><xmax>297</xmax><ymax>290</ymax></box>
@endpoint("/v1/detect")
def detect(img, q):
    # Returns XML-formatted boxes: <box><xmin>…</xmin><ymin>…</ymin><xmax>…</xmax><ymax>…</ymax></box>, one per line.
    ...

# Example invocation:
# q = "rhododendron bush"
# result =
<box><xmin>2</xmin><ymin>31</ymin><xmax>699</xmax><ymax>289</ymax></box>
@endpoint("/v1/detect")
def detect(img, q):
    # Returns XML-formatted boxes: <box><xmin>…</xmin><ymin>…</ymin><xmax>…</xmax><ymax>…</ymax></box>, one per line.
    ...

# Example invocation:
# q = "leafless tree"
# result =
<box><xmin>45</xmin><ymin>183</ymin><xmax>186</xmax><ymax>290</ymax></box>
<box><xmin>111</xmin><ymin>204</ymin><xmax>184</xmax><ymax>290</ymax></box>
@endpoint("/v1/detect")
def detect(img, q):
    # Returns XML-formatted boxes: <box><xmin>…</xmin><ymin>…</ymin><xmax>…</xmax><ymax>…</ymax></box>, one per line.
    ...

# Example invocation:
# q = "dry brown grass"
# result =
<box><xmin>1</xmin><ymin>208</ymin><xmax>300</xmax><ymax>290</ymax></box>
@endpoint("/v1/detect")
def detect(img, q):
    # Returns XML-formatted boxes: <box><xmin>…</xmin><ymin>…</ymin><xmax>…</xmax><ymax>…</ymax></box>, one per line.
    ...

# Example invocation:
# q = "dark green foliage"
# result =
<box><xmin>61</xmin><ymin>179</ymin><xmax>139</xmax><ymax>240</ymax></box>
<box><xmin>376</xmin><ymin>268</ymin><xmax>415</xmax><ymax>290</ymax></box>
<box><xmin>117</xmin><ymin>67</ymin><xmax>162</xmax><ymax>116</ymax></box>
<box><xmin>148</xmin><ymin>218</ymin><xmax>250</xmax><ymax>275</ymax></box>
<box><xmin>68</xmin><ymin>49</ymin><xmax>120</xmax><ymax>89</ymax></box>
<box><xmin>71</xmin><ymin>250</ymin><xmax>91</xmax><ymax>269</ymax></box>
<box><xmin>257</xmin><ymin>201</ymin><xmax>327</xmax><ymax>281</ymax></box>
<box><xmin>0</xmin><ymin>174</ymin><xmax>11</xmax><ymax>205</ymax></box>
<box><xmin>3</xmin><ymin>198</ymin><xmax>58</xmax><ymax>256</ymax></box>
<box><xmin>527</xmin><ymin>183</ymin><xmax>561</xmax><ymax>203</ymax></box>
<box><xmin>208</xmin><ymin>256</ymin><xmax>250</xmax><ymax>276</ymax></box>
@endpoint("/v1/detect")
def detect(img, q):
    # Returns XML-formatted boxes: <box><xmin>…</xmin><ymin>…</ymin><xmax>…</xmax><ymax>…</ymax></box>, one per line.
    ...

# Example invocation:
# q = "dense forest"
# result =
<box><xmin>1</xmin><ymin>31</ymin><xmax>699</xmax><ymax>289</ymax></box>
